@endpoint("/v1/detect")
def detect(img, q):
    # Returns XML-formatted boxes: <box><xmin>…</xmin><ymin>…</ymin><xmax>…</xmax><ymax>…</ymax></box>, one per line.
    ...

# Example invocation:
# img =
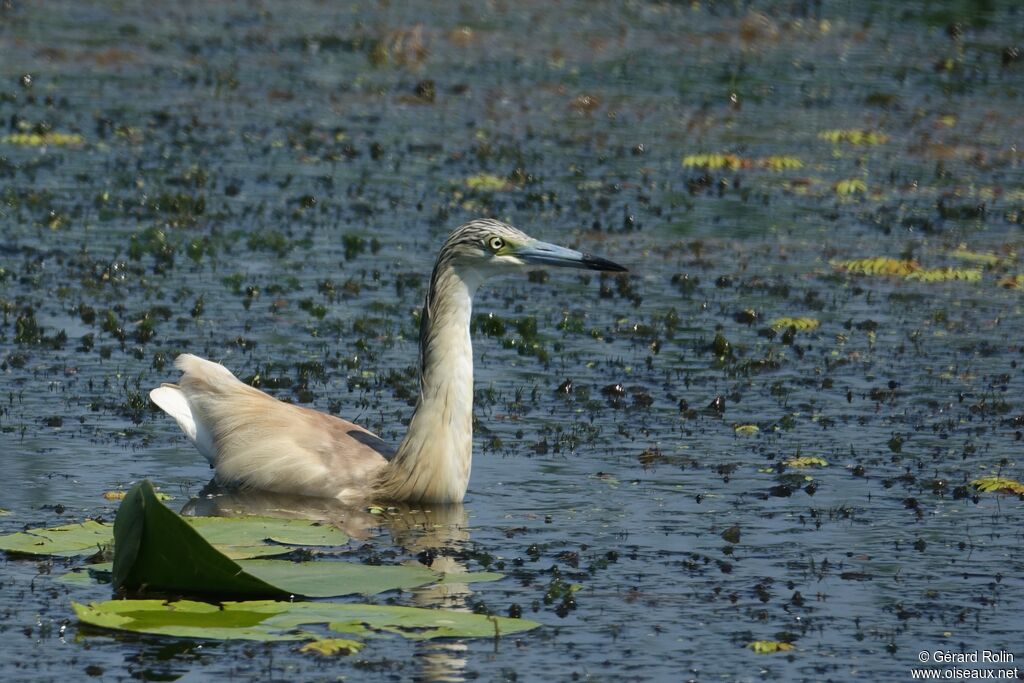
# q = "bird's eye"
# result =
<box><xmin>488</xmin><ymin>236</ymin><xmax>505</xmax><ymax>252</ymax></box>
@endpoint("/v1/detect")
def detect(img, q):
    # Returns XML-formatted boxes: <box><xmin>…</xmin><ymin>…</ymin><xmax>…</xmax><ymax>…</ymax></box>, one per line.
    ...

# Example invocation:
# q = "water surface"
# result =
<box><xmin>1</xmin><ymin>1</ymin><xmax>1022</xmax><ymax>680</ymax></box>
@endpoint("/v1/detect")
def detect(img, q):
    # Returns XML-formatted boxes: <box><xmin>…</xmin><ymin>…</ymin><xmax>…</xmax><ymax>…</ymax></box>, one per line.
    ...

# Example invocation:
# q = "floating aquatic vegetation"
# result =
<box><xmin>74</xmin><ymin>598</ymin><xmax>537</xmax><ymax>643</ymax></box>
<box><xmin>970</xmin><ymin>477</ymin><xmax>1024</xmax><ymax>495</ymax></box>
<box><xmin>682</xmin><ymin>153</ymin><xmax>738</xmax><ymax>169</ymax></box>
<box><xmin>734</xmin><ymin>425</ymin><xmax>759</xmax><ymax>436</ymax></box>
<box><xmin>112</xmin><ymin>481</ymin><xmax>289</xmax><ymax>598</ymax></box>
<box><xmin>770</xmin><ymin>317</ymin><xmax>819</xmax><ymax>331</ymax></box>
<box><xmin>0</xmin><ymin>508</ymin><xmax>349</xmax><ymax>561</ymax></box>
<box><xmin>784</xmin><ymin>456</ymin><xmax>828</xmax><ymax>468</ymax></box>
<box><xmin>834</xmin><ymin>258</ymin><xmax>984</xmax><ymax>283</ymax></box>
<box><xmin>904</xmin><ymin>267</ymin><xmax>981</xmax><ymax>283</ymax></box>
<box><xmin>759</xmin><ymin>155</ymin><xmax>804</xmax><ymax>171</ymax></box>
<box><xmin>832</xmin><ymin>257</ymin><xmax>920</xmax><ymax>276</ymax></box>
<box><xmin>299</xmin><ymin>638</ymin><xmax>365</xmax><ymax>656</ymax></box>
<box><xmin>0</xmin><ymin>520</ymin><xmax>111</xmax><ymax>557</ymax></box>
<box><xmin>184</xmin><ymin>515</ymin><xmax>350</xmax><ymax>558</ymax></box>
<box><xmin>996</xmin><ymin>275</ymin><xmax>1024</xmax><ymax>289</ymax></box>
<box><xmin>51</xmin><ymin>481</ymin><xmax>500</xmax><ymax>598</ymax></box>
<box><xmin>233</xmin><ymin>559</ymin><xmax>444</xmax><ymax>597</ymax></box>
<box><xmin>950</xmin><ymin>247</ymin><xmax>1011</xmax><ymax>266</ymax></box>
<box><xmin>103</xmin><ymin>490</ymin><xmax>172</xmax><ymax>502</ymax></box>
<box><xmin>834</xmin><ymin>179</ymin><xmax>867</xmax><ymax>195</ymax></box>
<box><xmin>2</xmin><ymin>132</ymin><xmax>85</xmax><ymax>147</ymax></box>
<box><xmin>748</xmin><ymin>640</ymin><xmax>794</xmax><ymax>653</ymax></box>
<box><xmin>464</xmin><ymin>174</ymin><xmax>513</xmax><ymax>191</ymax></box>
<box><xmin>818</xmin><ymin>129</ymin><xmax>888</xmax><ymax>145</ymax></box>
<box><xmin>366</xmin><ymin>25</ymin><xmax>429</xmax><ymax>68</ymax></box>
<box><xmin>569</xmin><ymin>93</ymin><xmax>601</xmax><ymax>113</ymax></box>
<box><xmin>681</xmin><ymin>154</ymin><xmax>803</xmax><ymax>171</ymax></box>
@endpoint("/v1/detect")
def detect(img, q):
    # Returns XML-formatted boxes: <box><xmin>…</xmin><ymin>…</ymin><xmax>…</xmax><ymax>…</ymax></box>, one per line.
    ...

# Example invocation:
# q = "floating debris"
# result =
<box><xmin>950</xmin><ymin>247</ymin><xmax>1010</xmax><ymax>266</ymax></box>
<box><xmin>834</xmin><ymin>178</ymin><xmax>867</xmax><ymax>195</ymax></box>
<box><xmin>103</xmin><ymin>490</ymin><xmax>173</xmax><ymax>501</ymax></box>
<box><xmin>464</xmin><ymin>174</ymin><xmax>512</xmax><ymax>191</ymax></box>
<box><xmin>2</xmin><ymin>132</ymin><xmax>85</xmax><ymax>147</ymax></box>
<box><xmin>74</xmin><ymin>598</ymin><xmax>537</xmax><ymax>643</ymax></box>
<box><xmin>682</xmin><ymin>153</ymin><xmax>803</xmax><ymax>171</ymax></box>
<box><xmin>299</xmin><ymin>639</ymin><xmax>365</xmax><ymax>656</ymax></box>
<box><xmin>970</xmin><ymin>477</ymin><xmax>1024</xmax><ymax>495</ymax></box>
<box><xmin>784</xmin><ymin>456</ymin><xmax>829</xmax><ymax>468</ymax></box>
<box><xmin>832</xmin><ymin>257</ymin><xmax>920</xmax><ymax>276</ymax></box>
<box><xmin>904</xmin><ymin>267</ymin><xmax>981</xmax><ymax>283</ymax></box>
<box><xmin>770</xmin><ymin>317</ymin><xmax>819</xmax><ymax>331</ymax></box>
<box><xmin>748</xmin><ymin>640</ymin><xmax>794</xmax><ymax>654</ymax></box>
<box><xmin>997</xmin><ymin>275</ymin><xmax>1024</xmax><ymax>289</ymax></box>
<box><xmin>569</xmin><ymin>93</ymin><xmax>601</xmax><ymax>113</ymax></box>
<box><xmin>818</xmin><ymin>129</ymin><xmax>888</xmax><ymax>145</ymax></box>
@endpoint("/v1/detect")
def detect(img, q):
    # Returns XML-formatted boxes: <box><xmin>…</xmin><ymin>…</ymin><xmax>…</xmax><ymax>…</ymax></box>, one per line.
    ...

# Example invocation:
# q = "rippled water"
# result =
<box><xmin>1</xmin><ymin>1</ymin><xmax>1022</xmax><ymax>680</ymax></box>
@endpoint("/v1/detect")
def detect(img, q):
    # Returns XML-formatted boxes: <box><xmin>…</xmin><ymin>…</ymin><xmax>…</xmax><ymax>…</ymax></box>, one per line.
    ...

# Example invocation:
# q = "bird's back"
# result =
<box><xmin>151</xmin><ymin>354</ymin><xmax>391</xmax><ymax>502</ymax></box>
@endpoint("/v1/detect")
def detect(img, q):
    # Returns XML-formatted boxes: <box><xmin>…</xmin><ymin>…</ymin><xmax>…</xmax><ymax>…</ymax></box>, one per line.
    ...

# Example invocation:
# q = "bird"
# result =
<box><xmin>150</xmin><ymin>219</ymin><xmax>626</xmax><ymax>505</ymax></box>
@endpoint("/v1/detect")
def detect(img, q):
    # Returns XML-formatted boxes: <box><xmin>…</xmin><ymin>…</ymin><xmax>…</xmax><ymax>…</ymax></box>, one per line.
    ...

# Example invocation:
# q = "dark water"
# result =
<box><xmin>1</xmin><ymin>0</ymin><xmax>1023</xmax><ymax>680</ymax></box>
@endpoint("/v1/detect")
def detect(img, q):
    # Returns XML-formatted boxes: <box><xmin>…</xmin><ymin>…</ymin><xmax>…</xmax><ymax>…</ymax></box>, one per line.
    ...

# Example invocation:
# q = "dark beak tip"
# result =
<box><xmin>584</xmin><ymin>255</ymin><xmax>628</xmax><ymax>273</ymax></box>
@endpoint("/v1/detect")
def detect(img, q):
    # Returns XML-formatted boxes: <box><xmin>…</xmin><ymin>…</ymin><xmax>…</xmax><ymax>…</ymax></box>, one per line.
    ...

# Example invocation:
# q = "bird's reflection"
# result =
<box><xmin>179</xmin><ymin>482</ymin><xmax>477</xmax><ymax>682</ymax></box>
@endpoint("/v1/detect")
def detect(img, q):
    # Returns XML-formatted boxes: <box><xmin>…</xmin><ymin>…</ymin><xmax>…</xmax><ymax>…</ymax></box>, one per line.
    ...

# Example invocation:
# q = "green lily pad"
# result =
<box><xmin>56</xmin><ymin>569</ymin><xmax>102</xmax><ymax>586</ymax></box>
<box><xmin>237</xmin><ymin>559</ymin><xmax>438</xmax><ymax>597</ymax></box>
<box><xmin>106</xmin><ymin>481</ymin><xmax>506</xmax><ymax>600</ymax></box>
<box><xmin>0</xmin><ymin>510</ymin><xmax>349</xmax><ymax>561</ymax></box>
<box><xmin>438</xmin><ymin>571</ymin><xmax>505</xmax><ymax>585</ymax></box>
<box><xmin>112</xmin><ymin>480</ymin><xmax>290</xmax><ymax>599</ymax></box>
<box><xmin>73</xmin><ymin>598</ymin><xmax>541</xmax><ymax>642</ymax></box>
<box><xmin>0</xmin><ymin>520</ymin><xmax>111</xmax><ymax>557</ymax></box>
<box><xmin>68</xmin><ymin>560</ymin><xmax>503</xmax><ymax>597</ymax></box>
<box><xmin>299</xmin><ymin>638</ymin><xmax>365</xmax><ymax>656</ymax></box>
<box><xmin>186</xmin><ymin>515</ymin><xmax>349</xmax><ymax>549</ymax></box>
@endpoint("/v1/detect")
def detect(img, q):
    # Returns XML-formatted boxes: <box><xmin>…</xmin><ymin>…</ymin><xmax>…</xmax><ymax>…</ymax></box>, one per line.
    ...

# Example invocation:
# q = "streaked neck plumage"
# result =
<box><xmin>375</xmin><ymin>260</ymin><xmax>485</xmax><ymax>503</ymax></box>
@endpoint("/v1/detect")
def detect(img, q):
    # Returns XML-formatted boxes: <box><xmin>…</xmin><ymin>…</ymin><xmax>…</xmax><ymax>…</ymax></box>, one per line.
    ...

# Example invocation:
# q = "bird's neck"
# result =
<box><xmin>377</xmin><ymin>263</ymin><xmax>482</xmax><ymax>504</ymax></box>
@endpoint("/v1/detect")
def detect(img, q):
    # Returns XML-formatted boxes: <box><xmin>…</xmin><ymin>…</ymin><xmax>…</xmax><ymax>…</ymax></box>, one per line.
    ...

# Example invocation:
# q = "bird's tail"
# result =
<box><xmin>149</xmin><ymin>354</ymin><xmax>238</xmax><ymax>463</ymax></box>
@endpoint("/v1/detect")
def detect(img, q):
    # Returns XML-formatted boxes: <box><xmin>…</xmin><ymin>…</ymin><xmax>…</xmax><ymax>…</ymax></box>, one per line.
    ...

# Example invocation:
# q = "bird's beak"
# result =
<box><xmin>515</xmin><ymin>240</ymin><xmax>627</xmax><ymax>272</ymax></box>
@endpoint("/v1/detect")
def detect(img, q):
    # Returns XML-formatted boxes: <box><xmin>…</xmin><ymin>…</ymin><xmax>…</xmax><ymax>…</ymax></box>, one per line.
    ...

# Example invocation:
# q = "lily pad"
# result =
<box><xmin>833</xmin><ymin>257</ymin><xmax>919</xmax><ymax>276</ymax></box>
<box><xmin>0</xmin><ymin>509</ymin><xmax>349</xmax><ymax>561</ymax></box>
<box><xmin>818</xmin><ymin>129</ymin><xmax>888</xmax><ymax>145</ymax></box>
<box><xmin>971</xmin><ymin>476</ymin><xmax>1024</xmax><ymax>495</ymax></box>
<box><xmin>784</xmin><ymin>457</ymin><xmax>829</xmax><ymax>468</ymax></box>
<box><xmin>438</xmin><ymin>570</ymin><xmax>505</xmax><ymax>585</ymax></box>
<box><xmin>65</xmin><ymin>561</ymin><xmax>504</xmax><ymax>596</ymax></box>
<box><xmin>73</xmin><ymin>598</ymin><xmax>541</xmax><ymax>642</ymax></box>
<box><xmin>112</xmin><ymin>480</ymin><xmax>289</xmax><ymax>599</ymax></box>
<box><xmin>749</xmin><ymin>640</ymin><xmax>795</xmax><ymax>653</ymax></box>
<box><xmin>236</xmin><ymin>559</ymin><xmax>438</xmax><ymax>597</ymax></box>
<box><xmin>905</xmin><ymin>267</ymin><xmax>981</xmax><ymax>283</ymax></box>
<box><xmin>770</xmin><ymin>317</ymin><xmax>819</xmax><ymax>331</ymax></box>
<box><xmin>103</xmin><ymin>481</ymin><xmax>506</xmax><ymax>600</ymax></box>
<box><xmin>299</xmin><ymin>638</ymin><xmax>365</xmax><ymax>656</ymax></box>
<box><xmin>2</xmin><ymin>131</ymin><xmax>85</xmax><ymax>147</ymax></box>
<box><xmin>188</xmin><ymin>515</ymin><xmax>348</xmax><ymax>547</ymax></box>
<box><xmin>56</xmin><ymin>569</ymin><xmax>102</xmax><ymax>586</ymax></box>
<box><xmin>0</xmin><ymin>520</ymin><xmax>111</xmax><ymax>557</ymax></box>
<box><xmin>185</xmin><ymin>516</ymin><xmax>348</xmax><ymax>559</ymax></box>
<box><xmin>463</xmin><ymin>173</ymin><xmax>511</xmax><ymax>191</ymax></box>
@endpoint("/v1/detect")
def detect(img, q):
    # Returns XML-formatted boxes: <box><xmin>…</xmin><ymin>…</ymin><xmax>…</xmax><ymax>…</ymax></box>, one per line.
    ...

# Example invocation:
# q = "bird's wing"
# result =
<box><xmin>151</xmin><ymin>354</ymin><xmax>391</xmax><ymax>501</ymax></box>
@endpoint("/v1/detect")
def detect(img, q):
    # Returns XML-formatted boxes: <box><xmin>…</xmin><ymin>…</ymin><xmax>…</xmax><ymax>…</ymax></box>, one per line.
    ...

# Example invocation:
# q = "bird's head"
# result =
<box><xmin>438</xmin><ymin>219</ymin><xmax>627</xmax><ymax>280</ymax></box>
